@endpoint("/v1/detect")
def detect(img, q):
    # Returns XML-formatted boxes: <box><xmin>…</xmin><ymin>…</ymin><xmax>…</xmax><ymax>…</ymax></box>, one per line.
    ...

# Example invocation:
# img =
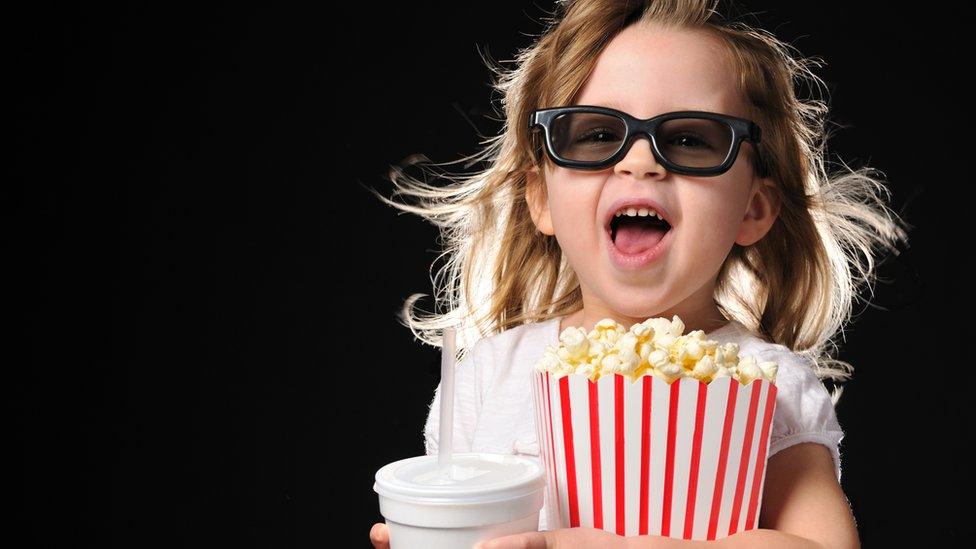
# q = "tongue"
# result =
<box><xmin>614</xmin><ymin>224</ymin><xmax>667</xmax><ymax>255</ymax></box>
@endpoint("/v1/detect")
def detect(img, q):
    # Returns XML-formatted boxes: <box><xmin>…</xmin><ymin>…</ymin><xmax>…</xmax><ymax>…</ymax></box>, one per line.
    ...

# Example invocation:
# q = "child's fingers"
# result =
<box><xmin>369</xmin><ymin>522</ymin><xmax>390</xmax><ymax>549</ymax></box>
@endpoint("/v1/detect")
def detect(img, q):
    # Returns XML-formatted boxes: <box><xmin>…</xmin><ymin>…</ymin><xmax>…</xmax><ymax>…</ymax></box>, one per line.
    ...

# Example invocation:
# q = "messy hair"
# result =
<box><xmin>367</xmin><ymin>0</ymin><xmax>910</xmax><ymax>398</ymax></box>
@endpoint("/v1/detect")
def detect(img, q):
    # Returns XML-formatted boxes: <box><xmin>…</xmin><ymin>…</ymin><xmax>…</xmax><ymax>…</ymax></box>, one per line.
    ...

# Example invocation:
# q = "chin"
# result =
<box><xmin>606</xmin><ymin>299</ymin><xmax>668</xmax><ymax>322</ymax></box>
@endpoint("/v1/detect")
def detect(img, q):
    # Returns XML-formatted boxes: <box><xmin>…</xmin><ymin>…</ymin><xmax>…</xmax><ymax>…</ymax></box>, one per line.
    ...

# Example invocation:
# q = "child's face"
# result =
<box><xmin>526</xmin><ymin>23</ymin><xmax>779</xmax><ymax>328</ymax></box>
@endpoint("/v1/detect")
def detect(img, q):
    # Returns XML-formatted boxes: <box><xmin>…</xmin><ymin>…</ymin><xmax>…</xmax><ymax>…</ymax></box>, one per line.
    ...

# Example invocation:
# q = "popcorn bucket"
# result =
<box><xmin>531</xmin><ymin>371</ymin><xmax>777</xmax><ymax>540</ymax></box>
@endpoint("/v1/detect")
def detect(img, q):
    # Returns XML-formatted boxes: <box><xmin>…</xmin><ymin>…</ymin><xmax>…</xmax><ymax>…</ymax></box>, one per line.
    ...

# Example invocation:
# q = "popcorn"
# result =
<box><xmin>759</xmin><ymin>360</ymin><xmax>779</xmax><ymax>381</ymax></box>
<box><xmin>736</xmin><ymin>355</ymin><xmax>763</xmax><ymax>385</ymax></box>
<box><xmin>534</xmin><ymin>315</ymin><xmax>777</xmax><ymax>385</ymax></box>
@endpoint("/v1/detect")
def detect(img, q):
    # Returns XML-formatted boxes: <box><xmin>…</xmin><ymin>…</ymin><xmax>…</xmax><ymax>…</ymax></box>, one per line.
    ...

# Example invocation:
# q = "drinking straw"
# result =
<box><xmin>437</xmin><ymin>327</ymin><xmax>456</xmax><ymax>469</ymax></box>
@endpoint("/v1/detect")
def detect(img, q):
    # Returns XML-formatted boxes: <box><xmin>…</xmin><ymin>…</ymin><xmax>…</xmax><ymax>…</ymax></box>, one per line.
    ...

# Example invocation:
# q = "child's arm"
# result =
<box><xmin>689</xmin><ymin>441</ymin><xmax>860</xmax><ymax>548</ymax></box>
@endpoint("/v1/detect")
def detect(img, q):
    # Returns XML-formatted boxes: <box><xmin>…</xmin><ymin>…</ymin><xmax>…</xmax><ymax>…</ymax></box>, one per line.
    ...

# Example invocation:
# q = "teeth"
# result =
<box><xmin>614</xmin><ymin>206</ymin><xmax>665</xmax><ymax>221</ymax></box>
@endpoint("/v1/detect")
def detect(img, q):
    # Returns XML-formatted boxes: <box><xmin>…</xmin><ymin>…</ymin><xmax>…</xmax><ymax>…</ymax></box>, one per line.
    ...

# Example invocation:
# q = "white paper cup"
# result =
<box><xmin>374</xmin><ymin>453</ymin><xmax>546</xmax><ymax>548</ymax></box>
<box><xmin>531</xmin><ymin>372</ymin><xmax>777</xmax><ymax>540</ymax></box>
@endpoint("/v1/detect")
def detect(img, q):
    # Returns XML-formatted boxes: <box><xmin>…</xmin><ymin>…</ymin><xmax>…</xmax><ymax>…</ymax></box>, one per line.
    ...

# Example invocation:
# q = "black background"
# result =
<box><xmin>9</xmin><ymin>1</ymin><xmax>967</xmax><ymax>547</ymax></box>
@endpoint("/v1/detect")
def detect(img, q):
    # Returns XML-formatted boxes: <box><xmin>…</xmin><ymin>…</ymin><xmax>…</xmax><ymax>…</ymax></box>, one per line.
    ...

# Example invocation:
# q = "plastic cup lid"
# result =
<box><xmin>373</xmin><ymin>452</ymin><xmax>544</xmax><ymax>505</ymax></box>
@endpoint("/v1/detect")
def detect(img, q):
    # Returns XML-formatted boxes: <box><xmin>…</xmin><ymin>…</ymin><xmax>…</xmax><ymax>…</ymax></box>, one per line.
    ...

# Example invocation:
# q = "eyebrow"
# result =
<box><xmin>579</xmin><ymin>100</ymin><xmax>712</xmax><ymax>115</ymax></box>
<box><xmin>582</xmin><ymin>99</ymin><xmax>627</xmax><ymax>110</ymax></box>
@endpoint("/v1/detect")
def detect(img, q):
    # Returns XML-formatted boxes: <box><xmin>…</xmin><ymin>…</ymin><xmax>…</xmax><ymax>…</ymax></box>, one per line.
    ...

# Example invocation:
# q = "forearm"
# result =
<box><xmin>625</xmin><ymin>529</ymin><xmax>824</xmax><ymax>549</ymax></box>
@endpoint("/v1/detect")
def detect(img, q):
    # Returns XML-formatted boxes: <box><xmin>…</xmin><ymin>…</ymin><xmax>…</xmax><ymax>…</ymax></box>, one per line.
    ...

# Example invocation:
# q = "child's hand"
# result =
<box><xmin>369</xmin><ymin>522</ymin><xmax>390</xmax><ymax>549</ymax></box>
<box><xmin>473</xmin><ymin>527</ymin><xmax>629</xmax><ymax>548</ymax></box>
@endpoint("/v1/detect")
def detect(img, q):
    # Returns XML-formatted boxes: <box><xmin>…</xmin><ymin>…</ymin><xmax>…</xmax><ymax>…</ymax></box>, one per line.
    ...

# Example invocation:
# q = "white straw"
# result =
<box><xmin>437</xmin><ymin>327</ymin><xmax>456</xmax><ymax>468</ymax></box>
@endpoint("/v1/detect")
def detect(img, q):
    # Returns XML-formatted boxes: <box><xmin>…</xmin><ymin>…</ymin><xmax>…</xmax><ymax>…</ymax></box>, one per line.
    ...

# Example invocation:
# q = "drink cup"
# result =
<box><xmin>374</xmin><ymin>452</ymin><xmax>546</xmax><ymax>548</ymax></box>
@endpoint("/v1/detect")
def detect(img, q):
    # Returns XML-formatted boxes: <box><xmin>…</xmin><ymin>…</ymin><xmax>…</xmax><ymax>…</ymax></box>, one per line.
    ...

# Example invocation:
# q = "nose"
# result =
<box><xmin>613</xmin><ymin>135</ymin><xmax>668</xmax><ymax>179</ymax></box>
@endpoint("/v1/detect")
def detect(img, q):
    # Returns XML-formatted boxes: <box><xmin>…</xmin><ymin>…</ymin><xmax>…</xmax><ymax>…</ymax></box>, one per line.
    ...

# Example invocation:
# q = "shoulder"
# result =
<box><xmin>462</xmin><ymin>317</ymin><xmax>561</xmax><ymax>388</ymax></box>
<box><xmin>469</xmin><ymin>317</ymin><xmax>560</xmax><ymax>363</ymax></box>
<box><xmin>720</xmin><ymin>321</ymin><xmax>825</xmax><ymax>391</ymax></box>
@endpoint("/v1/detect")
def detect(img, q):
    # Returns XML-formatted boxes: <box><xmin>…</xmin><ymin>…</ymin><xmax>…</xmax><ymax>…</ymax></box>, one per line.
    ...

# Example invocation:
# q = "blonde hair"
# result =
<box><xmin>366</xmin><ymin>0</ymin><xmax>911</xmax><ymax>398</ymax></box>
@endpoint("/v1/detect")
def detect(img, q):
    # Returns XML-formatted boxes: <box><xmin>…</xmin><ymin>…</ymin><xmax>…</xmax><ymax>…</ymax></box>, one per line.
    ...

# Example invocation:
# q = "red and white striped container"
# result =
<box><xmin>530</xmin><ymin>371</ymin><xmax>777</xmax><ymax>540</ymax></box>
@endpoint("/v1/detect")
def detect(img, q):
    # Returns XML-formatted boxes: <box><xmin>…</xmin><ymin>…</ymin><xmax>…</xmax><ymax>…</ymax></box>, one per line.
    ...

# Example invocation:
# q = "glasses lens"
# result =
<box><xmin>550</xmin><ymin>112</ymin><xmax>627</xmax><ymax>163</ymax></box>
<box><xmin>657</xmin><ymin>117</ymin><xmax>733</xmax><ymax>169</ymax></box>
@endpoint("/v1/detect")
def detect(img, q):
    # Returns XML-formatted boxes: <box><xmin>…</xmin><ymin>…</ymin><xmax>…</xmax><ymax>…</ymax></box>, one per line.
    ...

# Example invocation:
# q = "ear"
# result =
<box><xmin>525</xmin><ymin>165</ymin><xmax>555</xmax><ymax>236</ymax></box>
<box><xmin>735</xmin><ymin>176</ymin><xmax>781</xmax><ymax>247</ymax></box>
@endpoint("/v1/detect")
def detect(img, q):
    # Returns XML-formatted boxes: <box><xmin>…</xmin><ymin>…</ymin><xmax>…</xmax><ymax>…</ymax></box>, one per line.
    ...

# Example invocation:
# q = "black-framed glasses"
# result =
<box><xmin>528</xmin><ymin>105</ymin><xmax>768</xmax><ymax>177</ymax></box>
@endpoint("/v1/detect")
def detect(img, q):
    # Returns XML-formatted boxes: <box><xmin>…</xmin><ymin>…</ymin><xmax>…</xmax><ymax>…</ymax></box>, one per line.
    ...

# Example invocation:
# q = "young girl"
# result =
<box><xmin>370</xmin><ymin>1</ymin><xmax>908</xmax><ymax>547</ymax></box>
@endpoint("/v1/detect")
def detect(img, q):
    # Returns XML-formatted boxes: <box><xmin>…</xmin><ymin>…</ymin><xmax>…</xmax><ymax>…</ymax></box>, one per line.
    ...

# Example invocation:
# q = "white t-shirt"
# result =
<box><xmin>422</xmin><ymin>316</ymin><xmax>845</xmax><ymax>531</ymax></box>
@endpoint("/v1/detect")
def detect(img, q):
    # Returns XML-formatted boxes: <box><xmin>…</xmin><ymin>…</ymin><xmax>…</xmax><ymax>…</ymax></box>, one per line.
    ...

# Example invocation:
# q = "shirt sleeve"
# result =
<box><xmin>764</xmin><ymin>349</ymin><xmax>846</xmax><ymax>482</ymax></box>
<box><xmin>423</xmin><ymin>339</ymin><xmax>487</xmax><ymax>455</ymax></box>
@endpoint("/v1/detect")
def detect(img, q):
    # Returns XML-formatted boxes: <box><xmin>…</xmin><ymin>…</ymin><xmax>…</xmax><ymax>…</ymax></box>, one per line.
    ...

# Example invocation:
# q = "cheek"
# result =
<box><xmin>549</xmin><ymin>197</ymin><xmax>593</xmax><ymax>251</ymax></box>
<box><xmin>545</xmin><ymin>181</ymin><xmax>604</xmax><ymax>267</ymax></box>
<box><xmin>678</xmin><ymin>180</ymin><xmax>748</xmax><ymax>248</ymax></box>
<box><xmin>546</xmin><ymin>189</ymin><xmax>573</xmax><ymax>224</ymax></box>
<box><xmin>546</xmin><ymin>174</ymin><xmax>602</xmax><ymax>233</ymax></box>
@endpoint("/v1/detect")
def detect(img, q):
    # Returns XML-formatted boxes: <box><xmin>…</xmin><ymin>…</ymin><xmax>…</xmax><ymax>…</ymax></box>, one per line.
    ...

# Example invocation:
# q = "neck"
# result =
<box><xmin>559</xmin><ymin>298</ymin><xmax>729</xmax><ymax>335</ymax></box>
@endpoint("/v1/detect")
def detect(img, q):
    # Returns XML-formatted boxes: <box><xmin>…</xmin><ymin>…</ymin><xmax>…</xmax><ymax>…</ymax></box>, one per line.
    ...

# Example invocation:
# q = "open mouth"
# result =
<box><xmin>609</xmin><ymin>212</ymin><xmax>672</xmax><ymax>255</ymax></box>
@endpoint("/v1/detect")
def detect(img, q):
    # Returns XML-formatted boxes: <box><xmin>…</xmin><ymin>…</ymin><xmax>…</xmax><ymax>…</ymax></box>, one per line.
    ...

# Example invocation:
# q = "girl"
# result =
<box><xmin>370</xmin><ymin>1</ymin><xmax>908</xmax><ymax>547</ymax></box>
